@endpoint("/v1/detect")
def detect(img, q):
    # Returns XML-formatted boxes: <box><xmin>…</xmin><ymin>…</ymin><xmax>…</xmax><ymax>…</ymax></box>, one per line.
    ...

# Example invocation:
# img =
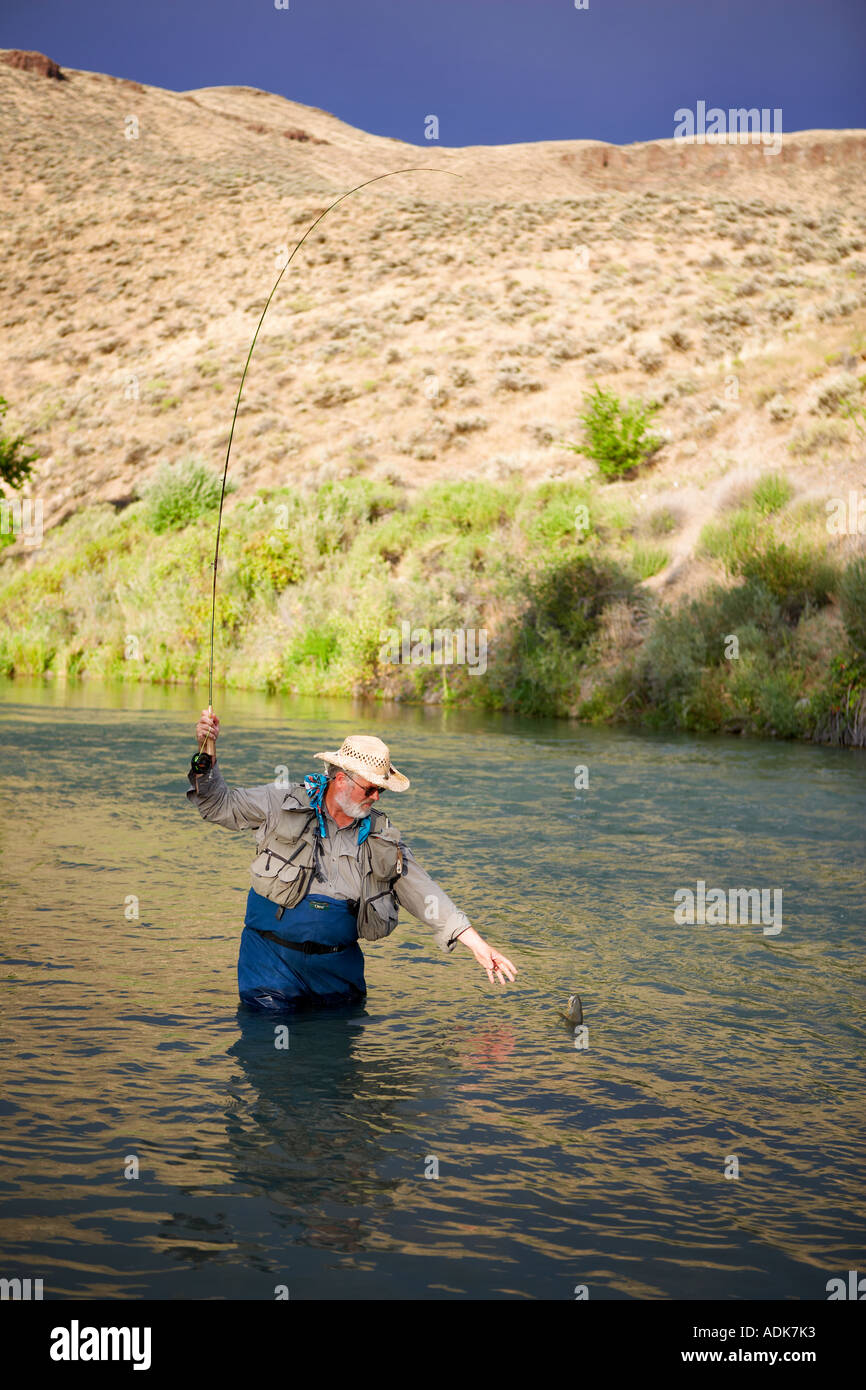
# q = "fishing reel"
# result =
<box><xmin>190</xmin><ymin>750</ymin><xmax>213</xmax><ymax>775</ymax></box>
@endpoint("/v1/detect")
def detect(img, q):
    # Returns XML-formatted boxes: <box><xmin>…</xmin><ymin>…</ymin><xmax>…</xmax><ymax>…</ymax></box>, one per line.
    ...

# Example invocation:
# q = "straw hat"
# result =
<box><xmin>314</xmin><ymin>734</ymin><xmax>410</xmax><ymax>792</ymax></box>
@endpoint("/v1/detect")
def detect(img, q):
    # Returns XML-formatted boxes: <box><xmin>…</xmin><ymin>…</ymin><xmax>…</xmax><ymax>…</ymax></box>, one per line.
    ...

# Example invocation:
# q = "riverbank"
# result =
<box><xmin>1</xmin><ymin>470</ymin><xmax>864</xmax><ymax>745</ymax></box>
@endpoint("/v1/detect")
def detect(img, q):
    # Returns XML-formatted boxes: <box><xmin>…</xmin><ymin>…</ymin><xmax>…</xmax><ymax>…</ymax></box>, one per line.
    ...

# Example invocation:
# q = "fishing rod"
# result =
<box><xmin>191</xmin><ymin>165</ymin><xmax>460</xmax><ymax>775</ymax></box>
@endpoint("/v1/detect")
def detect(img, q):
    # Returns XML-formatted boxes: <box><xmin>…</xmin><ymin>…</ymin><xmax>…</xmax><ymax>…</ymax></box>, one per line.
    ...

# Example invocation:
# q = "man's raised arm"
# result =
<box><xmin>186</xmin><ymin>707</ymin><xmax>283</xmax><ymax>831</ymax></box>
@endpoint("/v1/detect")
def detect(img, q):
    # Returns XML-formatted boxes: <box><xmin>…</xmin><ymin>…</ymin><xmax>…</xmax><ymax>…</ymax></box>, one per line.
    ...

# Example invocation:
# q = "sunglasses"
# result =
<box><xmin>345</xmin><ymin>771</ymin><xmax>383</xmax><ymax>798</ymax></box>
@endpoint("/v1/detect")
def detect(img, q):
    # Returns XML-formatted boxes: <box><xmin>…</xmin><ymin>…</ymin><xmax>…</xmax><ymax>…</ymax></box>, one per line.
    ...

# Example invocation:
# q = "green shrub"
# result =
<box><xmin>757</xmin><ymin>670</ymin><xmax>806</xmax><ymax>737</ymax></box>
<box><xmin>236</xmin><ymin>532</ymin><xmax>304</xmax><ymax>595</ymax></box>
<box><xmin>143</xmin><ymin>459</ymin><xmax>231</xmax><ymax>533</ymax></box>
<box><xmin>700</xmin><ymin>505</ymin><xmax>838</xmax><ymax>622</ymax></box>
<box><xmin>529</xmin><ymin>553</ymin><xmax>635</xmax><ymax>648</ymax></box>
<box><xmin>518</xmin><ymin>480</ymin><xmax>593</xmax><ymax>547</ymax></box>
<box><xmin>600</xmin><ymin>498</ymin><xmax>636</xmax><ymax>534</ymax></box>
<box><xmin>751</xmin><ymin>472</ymin><xmax>793</xmax><ymax>515</ymax></box>
<box><xmin>499</xmin><ymin>627</ymin><xmax>585</xmax><ymax>717</ymax></box>
<box><xmin>635</xmin><ymin>578</ymin><xmax>791</xmax><ymax>725</ymax></box>
<box><xmin>647</xmin><ymin>506</ymin><xmax>679</xmax><ymax>537</ymax></box>
<box><xmin>0</xmin><ymin>396</ymin><xmax>39</xmax><ymax>492</ymax></box>
<box><xmin>491</xmin><ymin>554</ymin><xmax>635</xmax><ymax>715</ymax></box>
<box><xmin>637</xmin><ymin>599</ymin><xmax>710</xmax><ymax>715</ymax></box>
<box><xmin>809</xmin><ymin>651</ymin><xmax>866</xmax><ymax>746</ymax></box>
<box><xmin>710</xmin><ymin>580</ymin><xmax>786</xmax><ymax>650</ymax></box>
<box><xmin>314</xmin><ymin>477</ymin><xmax>402</xmax><ymax>554</ymax></box>
<box><xmin>698</xmin><ymin>508</ymin><xmax>761</xmax><ymax>569</ymax></box>
<box><xmin>630</xmin><ymin>543</ymin><xmax>668</xmax><ymax>579</ymax></box>
<box><xmin>570</xmin><ymin>385</ymin><xmax>663</xmax><ymax>480</ymax></box>
<box><xmin>412</xmin><ymin>480</ymin><xmax>514</xmax><ymax>535</ymax></box>
<box><xmin>353</xmin><ymin>512</ymin><xmax>411</xmax><ymax>567</ymax></box>
<box><xmin>283</xmin><ymin>625</ymin><xmax>340</xmax><ymax>673</ymax></box>
<box><xmin>727</xmin><ymin>659</ymin><xmax>805</xmax><ymax>738</ymax></box>
<box><xmin>734</xmin><ymin>539</ymin><xmax>837</xmax><ymax>621</ymax></box>
<box><xmin>677</xmin><ymin>667</ymin><xmax>732</xmax><ymax>733</ymax></box>
<box><xmin>839</xmin><ymin>555</ymin><xmax>866</xmax><ymax>655</ymax></box>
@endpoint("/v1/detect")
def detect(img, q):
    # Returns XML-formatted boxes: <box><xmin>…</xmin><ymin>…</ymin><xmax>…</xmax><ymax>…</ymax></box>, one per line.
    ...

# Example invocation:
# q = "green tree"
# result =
<box><xmin>0</xmin><ymin>397</ymin><xmax>39</xmax><ymax>493</ymax></box>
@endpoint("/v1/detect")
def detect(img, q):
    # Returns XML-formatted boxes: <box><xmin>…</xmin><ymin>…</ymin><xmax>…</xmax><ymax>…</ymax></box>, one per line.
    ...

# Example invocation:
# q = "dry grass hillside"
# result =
<box><xmin>2</xmin><ymin>49</ymin><xmax>866</xmax><ymax>606</ymax></box>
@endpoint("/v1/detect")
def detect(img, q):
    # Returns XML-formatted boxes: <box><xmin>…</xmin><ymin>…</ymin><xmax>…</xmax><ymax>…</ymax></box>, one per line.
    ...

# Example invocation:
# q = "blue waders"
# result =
<box><xmin>239</xmin><ymin>888</ymin><xmax>366</xmax><ymax>1012</ymax></box>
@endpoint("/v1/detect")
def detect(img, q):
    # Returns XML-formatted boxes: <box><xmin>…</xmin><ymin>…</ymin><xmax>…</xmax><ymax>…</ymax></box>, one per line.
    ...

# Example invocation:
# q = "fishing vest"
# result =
<box><xmin>249</xmin><ymin>786</ymin><xmax>405</xmax><ymax>942</ymax></box>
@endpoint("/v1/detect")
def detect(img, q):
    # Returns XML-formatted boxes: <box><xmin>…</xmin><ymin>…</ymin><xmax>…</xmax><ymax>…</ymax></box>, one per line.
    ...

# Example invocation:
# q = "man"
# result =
<box><xmin>187</xmin><ymin>711</ymin><xmax>517</xmax><ymax>1011</ymax></box>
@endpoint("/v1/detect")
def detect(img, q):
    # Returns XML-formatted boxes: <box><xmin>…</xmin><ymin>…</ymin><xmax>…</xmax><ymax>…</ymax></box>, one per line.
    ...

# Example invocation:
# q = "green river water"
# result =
<box><xmin>0</xmin><ymin>678</ymin><xmax>863</xmax><ymax>1299</ymax></box>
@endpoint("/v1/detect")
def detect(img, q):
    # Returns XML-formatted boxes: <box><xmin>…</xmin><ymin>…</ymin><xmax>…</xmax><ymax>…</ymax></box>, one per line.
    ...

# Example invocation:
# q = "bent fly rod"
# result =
<box><xmin>191</xmin><ymin>165</ymin><xmax>460</xmax><ymax>775</ymax></box>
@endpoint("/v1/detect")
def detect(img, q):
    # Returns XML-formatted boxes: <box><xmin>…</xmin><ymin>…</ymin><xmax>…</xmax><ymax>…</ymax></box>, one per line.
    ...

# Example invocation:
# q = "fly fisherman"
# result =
<box><xmin>188</xmin><ymin>712</ymin><xmax>517</xmax><ymax>1011</ymax></box>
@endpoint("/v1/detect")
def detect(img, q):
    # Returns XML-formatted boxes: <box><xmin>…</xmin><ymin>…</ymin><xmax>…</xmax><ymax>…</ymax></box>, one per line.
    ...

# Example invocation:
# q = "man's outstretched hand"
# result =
<box><xmin>457</xmin><ymin>927</ymin><xmax>518</xmax><ymax>987</ymax></box>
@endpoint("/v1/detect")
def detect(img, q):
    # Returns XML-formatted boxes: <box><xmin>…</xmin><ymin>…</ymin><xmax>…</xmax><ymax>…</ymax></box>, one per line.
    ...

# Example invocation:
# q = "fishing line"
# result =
<box><xmin>193</xmin><ymin>165</ymin><xmax>460</xmax><ymax>772</ymax></box>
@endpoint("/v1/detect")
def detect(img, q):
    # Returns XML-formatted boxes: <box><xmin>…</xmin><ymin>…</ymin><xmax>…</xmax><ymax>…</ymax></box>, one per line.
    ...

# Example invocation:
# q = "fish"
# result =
<box><xmin>559</xmin><ymin>993</ymin><xmax>583</xmax><ymax>1027</ymax></box>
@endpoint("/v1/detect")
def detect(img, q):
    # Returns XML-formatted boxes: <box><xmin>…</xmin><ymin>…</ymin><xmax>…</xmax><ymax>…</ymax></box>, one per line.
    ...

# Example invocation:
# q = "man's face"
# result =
<box><xmin>332</xmin><ymin>770</ymin><xmax>381</xmax><ymax>819</ymax></box>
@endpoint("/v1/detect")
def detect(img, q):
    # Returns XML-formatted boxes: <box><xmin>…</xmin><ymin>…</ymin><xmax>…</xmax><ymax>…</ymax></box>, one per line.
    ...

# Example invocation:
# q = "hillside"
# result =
<box><xmin>1</xmin><ymin>52</ymin><xmax>865</xmax><ymax>561</ymax></box>
<box><xmin>1</xmin><ymin>51</ymin><xmax>865</xmax><ymax>743</ymax></box>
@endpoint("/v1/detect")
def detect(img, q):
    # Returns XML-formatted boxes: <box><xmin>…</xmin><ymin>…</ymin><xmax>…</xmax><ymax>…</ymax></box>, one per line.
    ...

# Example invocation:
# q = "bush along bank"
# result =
<box><xmin>0</xmin><ymin>463</ymin><xmax>864</xmax><ymax>747</ymax></box>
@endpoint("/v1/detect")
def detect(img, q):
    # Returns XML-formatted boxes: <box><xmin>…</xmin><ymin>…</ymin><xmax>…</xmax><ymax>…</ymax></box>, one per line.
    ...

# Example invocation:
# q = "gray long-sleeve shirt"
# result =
<box><xmin>186</xmin><ymin>760</ymin><xmax>472</xmax><ymax>953</ymax></box>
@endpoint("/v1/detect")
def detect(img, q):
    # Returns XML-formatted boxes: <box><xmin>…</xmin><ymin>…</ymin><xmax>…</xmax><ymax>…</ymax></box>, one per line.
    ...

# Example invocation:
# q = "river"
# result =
<box><xmin>0</xmin><ymin>678</ymin><xmax>863</xmax><ymax>1299</ymax></box>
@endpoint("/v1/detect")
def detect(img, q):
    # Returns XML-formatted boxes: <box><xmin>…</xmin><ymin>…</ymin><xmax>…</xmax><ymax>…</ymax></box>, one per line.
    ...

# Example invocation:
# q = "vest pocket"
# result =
<box><xmin>366</xmin><ymin>833</ymin><xmax>399</xmax><ymax>879</ymax></box>
<box><xmin>276</xmin><ymin>863</ymin><xmax>303</xmax><ymax>885</ymax></box>
<box><xmin>362</xmin><ymin>888</ymin><xmax>399</xmax><ymax>939</ymax></box>
<box><xmin>276</xmin><ymin>809</ymin><xmax>316</xmax><ymax>840</ymax></box>
<box><xmin>250</xmin><ymin>851</ymin><xmax>306</xmax><ymax>901</ymax></box>
<box><xmin>251</xmin><ymin>849</ymin><xmax>291</xmax><ymax>878</ymax></box>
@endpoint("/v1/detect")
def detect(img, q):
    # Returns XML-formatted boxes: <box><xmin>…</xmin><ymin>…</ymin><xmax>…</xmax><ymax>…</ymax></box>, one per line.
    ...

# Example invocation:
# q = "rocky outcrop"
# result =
<box><xmin>0</xmin><ymin>50</ymin><xmax>64</xmax><ymax>79</ymax></box>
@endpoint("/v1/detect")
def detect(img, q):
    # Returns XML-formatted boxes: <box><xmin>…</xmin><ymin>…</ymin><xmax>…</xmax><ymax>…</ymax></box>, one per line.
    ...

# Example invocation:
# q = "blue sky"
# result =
<box><xmin>2</xmin><ymin>0</ymin><xmax>865</xmax><ymax>146</ymax></box>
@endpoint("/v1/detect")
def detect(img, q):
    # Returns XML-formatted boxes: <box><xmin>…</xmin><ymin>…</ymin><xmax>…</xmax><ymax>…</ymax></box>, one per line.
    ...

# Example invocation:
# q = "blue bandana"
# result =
<box><xmin>303</xmin><ymin>772</ymin><xmax>372</xmax><ymax>845</ymax></box>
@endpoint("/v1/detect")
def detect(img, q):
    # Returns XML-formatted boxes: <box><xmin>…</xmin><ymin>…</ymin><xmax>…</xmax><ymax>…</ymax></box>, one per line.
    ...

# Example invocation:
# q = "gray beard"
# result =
<box><xmin>331</xmin><ymin>784</ymin><xmax>370</xmax><ymax>820</ymax></box>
